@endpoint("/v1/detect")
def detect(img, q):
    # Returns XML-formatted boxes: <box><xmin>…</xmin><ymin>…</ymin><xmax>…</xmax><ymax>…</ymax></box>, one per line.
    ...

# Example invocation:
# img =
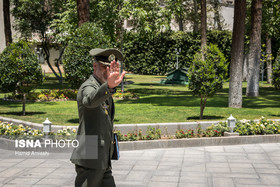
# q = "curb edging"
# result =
<box><xmin>119</xmin><ymin>134</ymin><xmax>280</xmax><ymax>151</ymax></box>
<box><xmin>1</xmin><ymin>116</ymin><xmax>280</xmax><ymax>151</ymax></box>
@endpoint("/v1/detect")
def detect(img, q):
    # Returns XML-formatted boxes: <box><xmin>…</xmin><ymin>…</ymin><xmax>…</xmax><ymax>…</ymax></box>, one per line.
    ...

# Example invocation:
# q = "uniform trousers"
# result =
<box><xmin>75</xmin><ymin>164</ymin><xmax>116</xmax><ymax>187</ymax></box>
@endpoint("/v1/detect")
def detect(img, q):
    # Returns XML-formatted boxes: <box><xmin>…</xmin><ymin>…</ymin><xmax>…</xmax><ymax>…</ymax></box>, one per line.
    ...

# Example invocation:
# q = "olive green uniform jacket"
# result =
<box><xmin>70</xmin><ymin>75</ymin><xmax>115</xmax><ymax>169</ymax></box>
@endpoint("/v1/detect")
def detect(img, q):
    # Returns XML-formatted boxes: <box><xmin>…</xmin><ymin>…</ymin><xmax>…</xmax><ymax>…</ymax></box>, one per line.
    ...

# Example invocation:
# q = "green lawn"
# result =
<box><xmin>0</xmin><ymin>74</ymin><xmax>279</xmax><ymax>126</ymax></box>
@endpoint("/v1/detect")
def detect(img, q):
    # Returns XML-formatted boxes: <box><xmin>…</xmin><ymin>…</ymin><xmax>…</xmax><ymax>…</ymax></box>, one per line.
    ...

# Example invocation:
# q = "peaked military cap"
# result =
<box><xmin>89</xmin><ymin>48</ymin><xmax>124</xmax><ymax>66</ymax></box>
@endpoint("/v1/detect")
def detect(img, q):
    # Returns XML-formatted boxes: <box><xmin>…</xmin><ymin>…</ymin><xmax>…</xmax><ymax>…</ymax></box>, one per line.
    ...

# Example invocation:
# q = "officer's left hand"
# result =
<box><xmin>107</xmin><ymin>60</ymin><xmax>125</xmax><ymax>89</ymax></box>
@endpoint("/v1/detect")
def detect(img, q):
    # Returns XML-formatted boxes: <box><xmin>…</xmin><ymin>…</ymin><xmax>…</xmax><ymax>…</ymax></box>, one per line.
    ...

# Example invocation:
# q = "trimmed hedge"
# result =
<box><xmin>123</xmin><ymin>30</ymin><xmax>232</xmax><ymax>75</ymax></box>
<box><xmin>62</xmin><ymin>29</ymin><xmax>232</xmax><ymax>88</ymax></box>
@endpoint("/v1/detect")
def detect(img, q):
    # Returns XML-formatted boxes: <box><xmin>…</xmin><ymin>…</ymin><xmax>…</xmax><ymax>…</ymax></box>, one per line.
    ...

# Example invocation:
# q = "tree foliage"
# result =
<box><xmin>62</xmin><ymin>22</ymin><xmax>112</xmax><ymax>89</ymax></box>
<box><xmin>122</xmin><ymin>0</ymin><xmax>171</xmax><ymax>33</ymax></box>
<box><xmin>262</xmin><ymin>0</ymin><xmax>280</xmax><ymax>37</ymax></box>
<box><xmin>11</xmin><ymin>0</ymin><xmax>65</xmax><ymax>83</ymax></box>
<box><xmin>0</xmin><ymin>40</ymin><xmax>43</xmax><ymax>115</ymax></box>
<box><xmin>165</xmin><ymin>0</ymin><xmax>192</xmax><ymax>31</ymax></box>
<box><xmin>188</xmin><ymin>44</ymin><xmax>228</xmax><ymax>119</ymax></box>
<box><xmin>90</xmin><ymin>0</ymin><xmax>125</xmax><ymax>42</ymax></box>
<box><xmin>272</xmin><ymin>49</ymin><xmax>280</xmax><ymax>90</ymax></box>
<box><xmin>11</xmin><ymin>0</ymin><xmax>64</xmax><ymax>38</ymax></box>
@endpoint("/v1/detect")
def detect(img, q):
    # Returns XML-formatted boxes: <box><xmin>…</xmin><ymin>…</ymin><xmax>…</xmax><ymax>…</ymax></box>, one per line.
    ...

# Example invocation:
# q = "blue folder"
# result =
<box><xmin>112</xmin><ymin>133</ymin><xmax>120</xmax><ymax>160</ymax></box>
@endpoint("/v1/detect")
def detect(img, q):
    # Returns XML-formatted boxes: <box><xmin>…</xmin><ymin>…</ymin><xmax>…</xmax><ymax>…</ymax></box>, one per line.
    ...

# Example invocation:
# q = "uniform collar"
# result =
<box><xmin>90</xmin><ymin>74</ymin><xmax>103</xmax><ymax>86</ymax></box>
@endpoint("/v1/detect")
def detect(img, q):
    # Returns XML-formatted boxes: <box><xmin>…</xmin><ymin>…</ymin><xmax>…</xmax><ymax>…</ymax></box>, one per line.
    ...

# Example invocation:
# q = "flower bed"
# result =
<box><xmin>3</xmin><ymin>89</ymin><xmax>138</xmax><ymax>101</ymax></box>
<box><xmin>0</xmin><ymin>122</ymin><xmax>44</xmax><ymax>139</ymax></box>
<box><xmin>235</xmin><ymin>117</ymin><xmax>280</xmax><ymax>135</ymax></box>
<box><xmin>115</xmin><ymin>117</ymin><xmax>280</xmax><ymax>141</ymax></box>
<box><xmin>3</xmin><ymin>89</ymin><xmax>77</xmax><ymax>102</ymax></box>
<box><xmin>112</xmin><ymin>90</ymin><xmax>139</xmax><ymax>100</ymax></box>
<box><xmin>1</xmin><ymin>117</ymin><xmax>279</xmax><ymax>142</ymax></box>
<box><xmin>0</xmin><ymin>121</ymin><xmax>77</xmax><ymax>140</ymax></box>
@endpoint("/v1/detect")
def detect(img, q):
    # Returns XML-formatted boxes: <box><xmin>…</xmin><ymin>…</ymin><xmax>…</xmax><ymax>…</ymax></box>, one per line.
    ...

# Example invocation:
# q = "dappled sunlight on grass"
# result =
<box><xmin>0</xmin><ymin>74</ymin><xmax>279</xmax><ymax>125</ymax></box>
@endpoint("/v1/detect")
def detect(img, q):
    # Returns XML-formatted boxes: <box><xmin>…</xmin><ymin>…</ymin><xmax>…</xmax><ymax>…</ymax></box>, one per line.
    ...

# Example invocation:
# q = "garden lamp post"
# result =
<box><xmin>43</xmin><ymin>118</ymin><xmax>52</xmax><ymax>136</ymax></box>
<box><xmin>227</xmin><ymin>114</ymin><xmax>236</xmax><ymax>133</ymax></box>
<box><xmin>175</xmin><ymin>48</ymin><xmax>181</xmax><ymax>69</ymax></box>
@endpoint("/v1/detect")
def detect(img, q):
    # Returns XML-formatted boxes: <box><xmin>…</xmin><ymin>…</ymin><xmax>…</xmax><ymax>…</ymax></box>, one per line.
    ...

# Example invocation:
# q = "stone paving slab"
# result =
<box><xmin>0</xmin><ymin>143</ymin><xmax>280</xmax><ymax>186</ymax></box>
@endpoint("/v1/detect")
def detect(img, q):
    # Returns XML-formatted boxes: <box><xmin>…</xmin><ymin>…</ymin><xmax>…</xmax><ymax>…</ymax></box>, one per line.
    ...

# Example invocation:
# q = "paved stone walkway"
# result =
<box><xmin>0</xmin><ymin>143</ymin><xmax>280</xmax><ymax>187</ymax></box>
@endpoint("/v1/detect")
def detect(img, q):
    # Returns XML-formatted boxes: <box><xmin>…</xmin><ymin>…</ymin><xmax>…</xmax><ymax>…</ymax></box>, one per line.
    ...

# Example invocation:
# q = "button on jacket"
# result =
<box><xmin>71</xmin><ymin>75</ymin><xmax>115</xmax><ymax>169</ymax></box>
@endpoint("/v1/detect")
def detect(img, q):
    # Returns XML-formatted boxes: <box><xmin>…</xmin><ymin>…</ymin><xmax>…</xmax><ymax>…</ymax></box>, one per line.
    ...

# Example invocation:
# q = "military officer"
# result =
<box><xmin>70</xmin><ymin>48</ymin><xmax>125</xmax><ymax>187</ymax></box>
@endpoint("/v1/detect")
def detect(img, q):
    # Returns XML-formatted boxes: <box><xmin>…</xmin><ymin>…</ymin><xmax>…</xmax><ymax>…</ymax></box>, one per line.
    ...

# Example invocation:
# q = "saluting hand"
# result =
<box><xmin>107</xmin><ymin>60</ymin><xmax>125</xmax><ymax>89</ymax></box>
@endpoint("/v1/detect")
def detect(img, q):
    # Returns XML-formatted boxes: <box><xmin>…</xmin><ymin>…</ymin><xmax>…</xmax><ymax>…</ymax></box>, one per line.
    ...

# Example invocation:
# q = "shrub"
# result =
<box><xmin>0</xmin><ymin>40</ymin><xmax>44</xmax><ymax>115</ymax></box>
<box><xmin>63</xmin><ymin>22</ymin><xmax>112</xmax><ymax>89</ymax></box>
<box><xmin>205</xmin><ymin>122</ymin><xmax>230</xmax><ymax>137</ymax></box>
<box><xmin>115</xmin><ymin>126</ymin><xmax>161</xmax><ymax>141</ymax></box>
<box><xmin>175</xmin><ymin>123</ymin><xmax>229</xmax><ymax>138</ymax></box>
<box><xmin>144</xmin><ymin>126</ymin><xmax>161</xmax><ymax>140</ymax></box>
<box><xmin>55</xmin><ymin>127</ymin><xmax>77</xmax><ymax>140</ymax></box>
<box><xmin>175</xmin><ymin>129</ymin><xmax>195</xmax><ymax>138</ymax></box>
<box><xmin>114</xmin><ymin>130</ymin><xmax>138</xmax><ymax>141</ymax></box>
<box><xmin>188</xmin><ymin>44</ymin><xmax>229</xmax><ymax>119</ymax></box>
<box><xmin>234</xmin><ymin>117</ymin><xmax>280</xmax><ymax>135</ymax></box>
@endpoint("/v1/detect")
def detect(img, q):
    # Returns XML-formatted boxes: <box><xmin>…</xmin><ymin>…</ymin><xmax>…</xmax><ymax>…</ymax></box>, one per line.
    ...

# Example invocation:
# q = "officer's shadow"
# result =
<box><xmin>68</xmin><ymin>118</ymin><xmax>79</xmax><ymax>124</ymax></box>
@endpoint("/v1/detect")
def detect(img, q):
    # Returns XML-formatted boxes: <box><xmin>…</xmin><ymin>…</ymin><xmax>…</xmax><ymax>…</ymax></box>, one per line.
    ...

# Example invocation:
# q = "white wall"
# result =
<box><xmin>221</xmin><ymin>6</ymin><xmax>234</xmax><ymax>31</ymax></box>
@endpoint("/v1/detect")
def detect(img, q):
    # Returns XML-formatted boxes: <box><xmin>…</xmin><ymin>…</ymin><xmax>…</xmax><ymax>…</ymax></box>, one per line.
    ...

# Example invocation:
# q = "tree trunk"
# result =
<box><xmin>200</xmin><ymin>0</ymin><xmax>207</xmax><ymax>51</ymax></box>
<box><xmin>266</xmin><ymin>33</ymin><xmax>272</xmax><ymax>84</ymax></box>
<box><xmin>55</xmin><ymin>47</ymin><xmax>65</xmax><ymax>85</ymax></box>
<box><xmin>116</xmin><ymin>4</ymin><xmax>123</xmax><ymax>44</ymax></box>
<box><xmin>77</xmin><ymin>0</ymin><xmax>90</xmax><ymax>27</ymax></box>
<box><xmin>22</xmin><ymin>93</ymin><xmax>26</xmax><ymax>116</ymax></box>
<box><xmin>246</xmin><ymin>0</ymin><xmax>262</xmax><ymax>97</ymax></box>
<box><xmin>3</xmin><ymin>0</ymin><xmax>12</xmax><ymax>45</ymax></box>
<box><xmin>229</xmin><ymin>0</ymin><xmax>246</xmax><ymax>108</ymax></box>
<box><xmin>200</xmin><ymin>96</ymin><xmax>204</xmax><ymax>120</ymax></box>
<box><xmin>193</xmin><ymin>0</ymin><xmax>199</xmax><ymax>33</ymax></box>
<box><xmin>42</xmin><ymin>40</ymin><xmax>63</xmax><ymax>84</ymax></box>
<box><xmin>243</xmin><ymin>53</ymin><xmax>249</xmax><ymax>81</ymax></box>
<box><xmin>200</xmin><ymin>96</ymin><xmax>207</xmax><ymax>120</ymax></box>
<box><xmin>177</xmin><ymin>15</ymin><xmax>184</xmax><ymax>31</ymax></box>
